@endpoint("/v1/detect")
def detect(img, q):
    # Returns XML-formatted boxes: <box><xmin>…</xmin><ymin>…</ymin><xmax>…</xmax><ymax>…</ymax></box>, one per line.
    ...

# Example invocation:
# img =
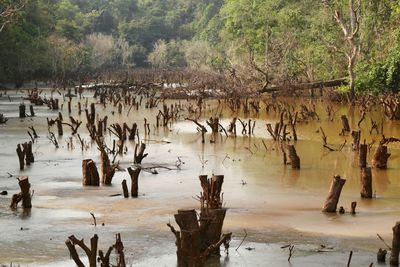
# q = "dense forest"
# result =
<box><xmin>1</xmin><ymin>0</ymin><xmax>400</xmax><ymax>93</ymax></box>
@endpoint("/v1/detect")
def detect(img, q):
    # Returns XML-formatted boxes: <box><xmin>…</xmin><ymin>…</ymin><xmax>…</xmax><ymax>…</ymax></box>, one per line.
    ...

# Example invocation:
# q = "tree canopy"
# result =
<box><xmin>0</xmin><ymin>0</ymin><xmax>399</xmax><ymax>92</ymax></box>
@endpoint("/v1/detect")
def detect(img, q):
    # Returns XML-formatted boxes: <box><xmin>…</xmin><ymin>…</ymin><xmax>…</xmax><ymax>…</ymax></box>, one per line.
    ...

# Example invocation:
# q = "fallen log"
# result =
<box><xmin>258</xmin><ymin>78</ymin><xmax>347</xmax><ymax>93</ymax></box>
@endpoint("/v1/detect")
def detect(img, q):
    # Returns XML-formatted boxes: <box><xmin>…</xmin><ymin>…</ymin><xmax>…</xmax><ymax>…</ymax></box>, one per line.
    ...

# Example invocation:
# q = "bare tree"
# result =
<box><xmin>0</xmin><ymin>0</ymin><xmax>25</xmax><ymax>33</ymax></box>
<box><xmin>333</xmin><ymin>0</ymin><xmax>361</xmax><ymax>101</ymax></box>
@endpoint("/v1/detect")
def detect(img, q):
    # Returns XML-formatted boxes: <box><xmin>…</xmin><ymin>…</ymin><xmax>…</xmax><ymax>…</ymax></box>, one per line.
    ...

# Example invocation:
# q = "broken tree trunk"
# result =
<box><xmin>122</xmin><ymin>179</ymin><xmax>129</xmax><ymax>198</ymax></box>
<box><xmin>360</xmin><ymin>167</ymin><xmax>373</xmax><ymax>198</ymax></box>
<box><xmin>10</xmin><ymin>176</ymin><xmax>32</xmax><ymax>209</ymax></box>
<box><xmin>372</xmin><ymin>145</ymin><xmax>391</xmax><ymax>169</ymax></box>
<box><xmin>65</xmin><ymin>234</ymin><xmax>98</xmax><ymax>267</ymax></box>
<box><xmin>23</xmin><ymin>142</ymin><xmax>34</xmax><ymax>165</ymax></box>
<box><xmin>134</xmin><ymin>142</ymin><xmax>148</xmax><ymax>164</ymax></box>
<box><xmin>16</xmin><ymin>144</ymin><xmax>25</xmax><ymax>170</ymax></box>
<box><xmin>322</xmin><ymin>175</ymin><xmax>346</xmax><ymax>212</ymax></box>
<box><xmin>359</xmin><ymin>143</ymin><xmax>368</xmax><ymax>168</ymax></box>
<box><xmin>351</xmin><ymin>130</ymin><xmax>361</xmax><ymax>151</ymax></box>
<box><xmin>101</xmin><ymin>151</ymin><xmax>115</xmax><ymax>185</ymax></box>
<box><xmin>82</xmin><ymin>159</ymin><xmax>100</xmax><ymax>186</ymax></box>
<box><xmin>127</xmin><ymin>167</ymin><xmax>141</xmax><ymax>197</ymax></box>
<box><xmin>287</xmin><ymin>145</ymin><xmax>300</xmax><ymax>169</ymax></box>
<box><xmin>391</xmin><ymin>222</ymin><xmax>400</xmax><ymax>266</ymax></box>
<box><xmin>19</xmin><ymin>104</ymin><xmax>26</xmax><ymax>118</ymax></box>
<box><xmin>341</xmin><ymin>115</ymin><xmax>351</xmax><ymax>132</ymax></box>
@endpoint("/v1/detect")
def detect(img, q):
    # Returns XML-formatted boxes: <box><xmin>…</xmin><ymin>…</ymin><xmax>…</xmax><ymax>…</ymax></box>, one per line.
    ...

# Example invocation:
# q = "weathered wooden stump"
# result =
<box><xmin>127</xmin><ymin>167</ymin><xmax>141</xmax><ymax>197</ymax></box>
<box><xmin>82</xmin><ymin>159</ymin><xmax>100</xmax><ymax>186</ymax></box>
<box><xmin>23</xmin><ymin>142</ymin><xmax>34</xmax><ymax>165</ymax></box>
<box><xmin>16</xmin><ymin>144</ymin><xmax>25</xmax><ymax>170</ymax></box>
<box><xmin>134</xmin><ymin>142</ymin><xmax>148</xmax><ymax>164</ymax></box>
<box><xmin>65</xmin><ymin>234</ymin><xmax>98</xmax><ymax>267</ymax></box>
<box><xmin>341</xmin><ymin>115</ymin><xmax>350</xmax><ymax>132</ymax></box>
<box><xmin>29</xmin><ymin>105</ymin><xmax>35</xmax><ymax>117</ymax></box>
<box><xmin>351</xmin><ymin>201</ymin><xmax>357</xmax><ymax>214</ymax></box>
<box><xmin>287</xmin><ymin>145</ymin><xmax>300</xmax><ymax>169</ymax></box>
<box><xmin>391</xmin><ymin>222</ymin><xmax>400</xmax><ymax>266</ymax></box>
<box><xmin>377</xmin><ymin>248</ymin><xmax>387</xmax><ymax>263</ymax></box>
<box><xmin>322</xmin><ymin>175</ymin><xmax>346</xmax><ymax>212</ymax></box>
<box><xmin>351</xmin><ymin>130</ymin><xmax>361</xmax><ymax>151</ymax></box>
<box><xmin>372</xmin><ymin>145</ymin><xmax>391</xmax><ymax>169</ymax></box>
<box><xmin>101</xmin><ymin>151</ymin><xmax>115</xmax><ymax>185</ymax></box>
<box><xmin>360</xmin><ymin>167</ymin><xmax>373</xmax><ymax>198</ymax></box>
<box><xmin>19</xmin><ymin>104</ymin><xmax>26</xmax><ymax>118</ymax></box>
<box><xmin>122</xmin><ymin>179</ymin><xmax>129</xmax><ymax>198</ymax></box>
<box><xmin>359</xmin><ymin>144</ymin><xmax>368</xmax><ymax>168</ymax></box>
<box><xmin>10</xmin><ymin>176</ymin><xmax>32</xmax><ymax>209</ymax></box>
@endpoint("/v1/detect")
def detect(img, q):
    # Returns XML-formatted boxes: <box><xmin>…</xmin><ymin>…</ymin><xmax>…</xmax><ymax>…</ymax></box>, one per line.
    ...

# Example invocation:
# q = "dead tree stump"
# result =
<box><xmin>10</xmin><ymin>176</ymin><xmax>32</xmax><ymax>209</ymax></box>
<box><xmin>19</xmin><ymin>104</ymin><xmax>26</xmax><ymax>118</ymax></box>
<box><xmin>101</xmin><ymin>150</ymin><xmax>115</xmax><ymax>185</ymax></box>
<box><xmin>351</xmin><ymin>130</ymin><xmax>361</xmax><ymax>151</ymax></box>
<box><xmin>341</xmin><ymin>115</ymin><xmax>350</xmax><ymax>132</ymax></box>
<box><xmin>127</xmin><ymin>167</ymin><xmax>141</xmax><ymax>197</ymax></box>
<box><xmin>287</xmin><ymin>145</ymin><xmax>300</xmax><ymax>169</ymax></box>
<box><xmin>16</xmin><ymin>144</ymin><xmax>25</xmax><ymax>170</ymax></box>
<box><xmin>82</xmin><ymin>159</ymin><xmax>100</xmax><ymax>186</ymax></box>
<box><xmin>391</xmin><ymin>222</ymin><xmax>400</xmax><ymax>266</ymax></box>
<box><xmin>65</xmin><ymin>234</ymin><xmax>98</xmax><ymax>267</ymax></box>
<box><xmin>122</xmin><ymin>179</ymin><xmax>129</xmax><ymax>198</ymax></box>
<box><xmin>372</xmin><ymin>145</ymin><xmax>391</xmax><ymax>169</ymax></box>
<box><xmin>360</xmin><ymin>167</ymin><xmax>373</xmax><ymax>198</ymax></box>
<box><xmin>359</xmin><ymin>144</ymin><xmax>367</xmax><ymax>168</ymax></box>
<box><xmin>23</xmin><ymin>142</ymin><xmax>34</xmax><ymax>165</ymax></box>
<box><xmin>134</xmin><ymin>142</ymin><xmax>148</xmax><ymax>164</ymax></box>
<box><xmin>377</xmin><ymin>248</ymin><xmax>387</xmax><ymax>263</ymax></box>
<box><xmin>351</xmin><ymin>201</ymin><xmax>357</xmax><ymax>214</ymax></box>
<box><xmin>322</xmin><ymin>175</ymin><xmax>346</xmax><ymax>212</ymax></box>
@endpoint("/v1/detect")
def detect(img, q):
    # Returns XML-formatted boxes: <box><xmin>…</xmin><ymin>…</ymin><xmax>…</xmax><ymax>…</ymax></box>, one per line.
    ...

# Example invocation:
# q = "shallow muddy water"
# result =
<box><xmin>0</xmin><ymin>88</ymin><xmax>399</xmax><ymax>266</ymax></box>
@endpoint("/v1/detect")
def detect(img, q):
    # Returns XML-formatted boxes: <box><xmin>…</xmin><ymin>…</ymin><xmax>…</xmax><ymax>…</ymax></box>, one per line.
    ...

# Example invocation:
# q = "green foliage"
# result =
<box><xmin>0</xmin><ymin>0</ymin><xmax>400</xmax><ymax>93</ymax></box>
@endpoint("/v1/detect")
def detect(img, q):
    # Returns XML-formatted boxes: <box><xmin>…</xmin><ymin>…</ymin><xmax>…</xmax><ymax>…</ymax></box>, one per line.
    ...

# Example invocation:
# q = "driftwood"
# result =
<box><xmin>82</xmin><ymin>159</ymin><xmax>100</xmax><ymax>186</ymax></box>
<box><xmin>10</xmin><ymin>176</ymin><xmax>32</xmax><ymax>209</ymax></box>
<box><xmin>322</xmin><ymin>175</ymin><xmax>346</xmax><ymax>212</ymax></box>
<box><xmin>360</xmin><ymin>167</ymin><xmax>373</xmax><ymax>198</ymax></box>
<box><xmin>127</xmin><ymin>167</ymin><xmax>141</xmax><ymax>197</ymax></box>
<box><xmin>391</xmin><ymin>222</ymin><xmax>400</xmax><ymax>266</ymax></box>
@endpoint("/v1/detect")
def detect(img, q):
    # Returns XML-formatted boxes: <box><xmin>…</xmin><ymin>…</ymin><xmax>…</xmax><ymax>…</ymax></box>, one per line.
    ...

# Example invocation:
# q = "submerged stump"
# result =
<box><xmin>391</xmin><ymin>222</ymin><xmax>400</xmax><ymax>266</ymax></box>
<box><xmin>322</xmin><ymin>175</ymin><xmax>346</xmax><ymax>212</ymax></box>
<box><xmin>372</xmin><ymin>145</ymin><xmax>390</xmax><ymax>169</ymax></box>
<box><xmin>82</xmin><ymin>159</ymin><xmax>100</xmax><ymax>186</ymax></box>
<box><xmin>360</xmin><ymin>167</ymin><xmax>373</xmax><ymax>198</ymax></box>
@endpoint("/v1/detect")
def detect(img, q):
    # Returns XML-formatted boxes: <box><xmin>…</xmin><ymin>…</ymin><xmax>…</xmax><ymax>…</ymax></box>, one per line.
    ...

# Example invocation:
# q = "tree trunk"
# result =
<box><xmin>127</xmin><ymin>167</ymin><xmax>141</xmax><ymax>197</ymax></box>
<box><xmin>322</xmin><ymin>175</ymin><xmax>346</xmax><ymax>212</ymax></box>
<box><xmin>359</xmin><ymin>144</ymin><xmax>367</xmax><ymax>168</ymax></box>
<box><xmin>360</xmin><ymin>167</ymin><xmax>372</xmax><ymax>198</ymax></box>
<box><xmin>372</xmin><ymin>145</ymin><xmax>391</xmax><ymax>169</ymax></box>
<box><xmin>82</xmin><ymin>159</ymin><xmax>100</xmax><ymax>186</ymax></box>
<box><xmin>287</xmin><ymin>145</ymin><xmax>300</xmax><ymax>169</ymax></box>
<box><xmin>391</xmin><ymin>222</ymin><xmax>400</xmax><ymax>266</ymax></box>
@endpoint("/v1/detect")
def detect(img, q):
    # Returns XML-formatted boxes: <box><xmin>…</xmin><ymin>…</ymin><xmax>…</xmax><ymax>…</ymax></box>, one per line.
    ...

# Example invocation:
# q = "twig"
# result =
<box><xmin>346</xmin><ymin>251</ymin><xmax>353</xmax><ymax>267</ymax></box>
<box><xmin>235</xmin><ymin>229</ymin><xmax>248</xmax><ymax>251</ymax></box>
<box><xmin>90</xmin><ymin>212</ymin><xmax>97</xmax><ymax>227</ymax></box>
<box><xmin>377</xmin><ymin>234</ymin><xmax>391</xmax><ymax>250</ymax></box>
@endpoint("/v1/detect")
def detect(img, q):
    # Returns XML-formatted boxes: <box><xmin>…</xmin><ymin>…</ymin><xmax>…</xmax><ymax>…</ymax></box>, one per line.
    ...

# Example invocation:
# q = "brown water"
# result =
<box><xmin>0</xmin><ymin>88</ymin><xmax>399</xmax><ymax>266</ymax></box>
